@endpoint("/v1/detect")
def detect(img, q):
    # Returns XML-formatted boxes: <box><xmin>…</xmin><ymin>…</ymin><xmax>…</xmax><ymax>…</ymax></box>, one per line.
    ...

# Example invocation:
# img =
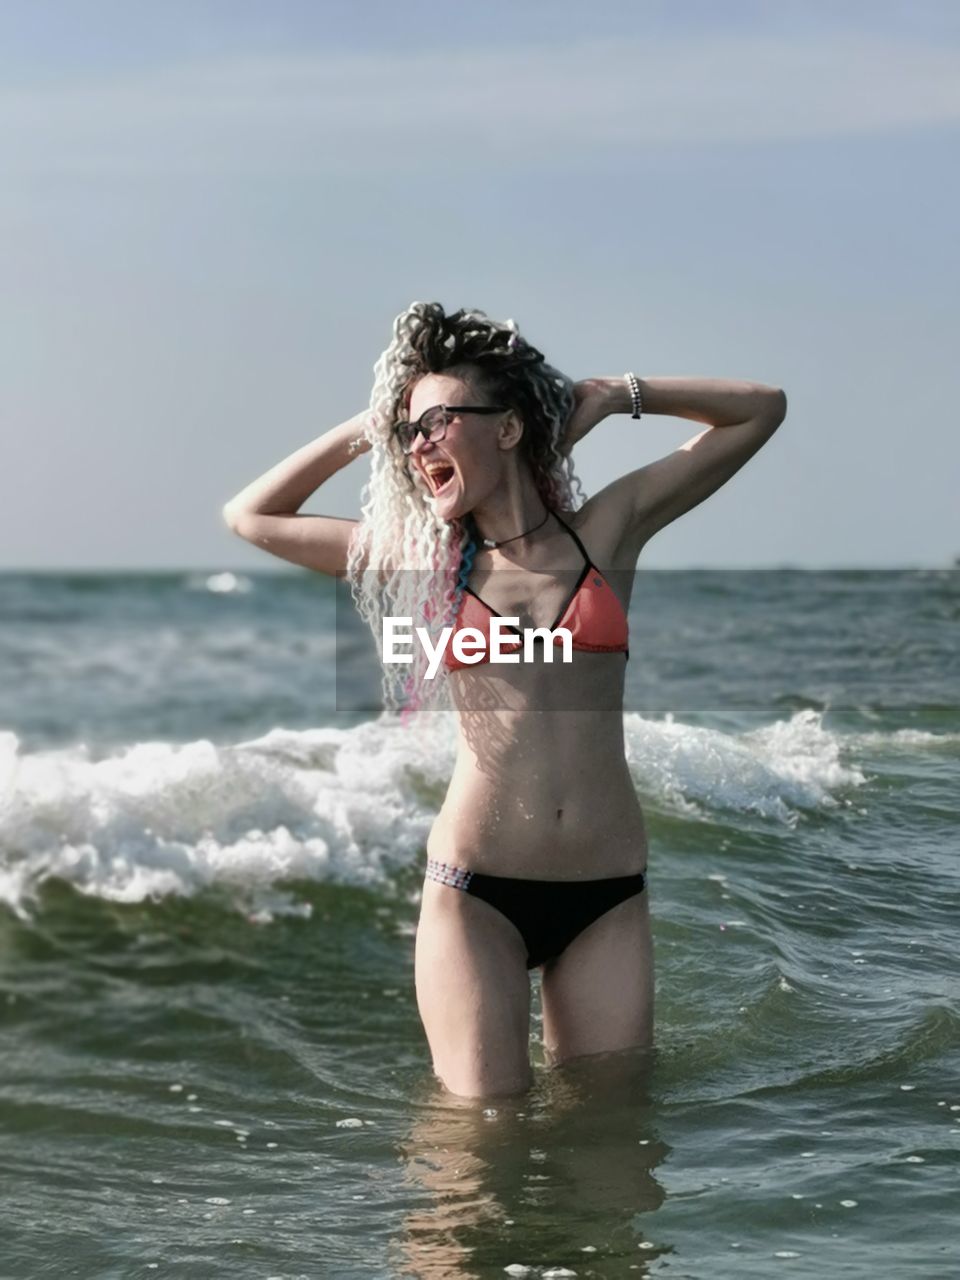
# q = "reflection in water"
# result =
<box><xmin>392</xmin><ymin>1046</ymin><xmax>671</xmax><ymax>1278</ymax></box>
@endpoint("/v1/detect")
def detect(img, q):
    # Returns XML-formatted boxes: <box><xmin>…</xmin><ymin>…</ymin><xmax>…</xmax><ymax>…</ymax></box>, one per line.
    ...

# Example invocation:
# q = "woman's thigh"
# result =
<box><xmin>539</xmin><ymin>891</ymin><xmax>654</xmax><ymax>1067</ymax></box>
<box><xmin>415</xmin><ymin>878</ymin><xmax>533</xmax><ymax>1098</ymax></box>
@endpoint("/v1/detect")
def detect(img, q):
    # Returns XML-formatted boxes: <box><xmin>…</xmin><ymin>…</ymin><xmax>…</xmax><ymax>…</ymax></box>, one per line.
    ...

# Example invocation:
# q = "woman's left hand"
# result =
<box><xmin>558</xmin><ymin>378</ymin><xmax>616</xmax><ymax>456</ymax></box>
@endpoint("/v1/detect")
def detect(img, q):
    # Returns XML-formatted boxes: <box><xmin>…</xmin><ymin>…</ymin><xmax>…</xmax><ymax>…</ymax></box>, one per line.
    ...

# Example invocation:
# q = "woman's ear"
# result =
<box><xmin>498</xmin><ymin>409</ymin><xmax>524</xmax><ymax>450</ymax></box>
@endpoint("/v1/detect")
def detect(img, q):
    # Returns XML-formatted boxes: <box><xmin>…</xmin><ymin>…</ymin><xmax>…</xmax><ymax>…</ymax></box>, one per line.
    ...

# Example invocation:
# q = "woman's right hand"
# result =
<box><xmin>557</xmin><ymin>379</ymin><xmax>617</xmax><ymax>456</ymax></box>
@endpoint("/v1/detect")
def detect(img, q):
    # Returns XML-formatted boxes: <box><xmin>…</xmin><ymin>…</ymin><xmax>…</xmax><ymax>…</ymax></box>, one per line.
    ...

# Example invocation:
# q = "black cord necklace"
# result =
<box><xmin>475</xmin><ymin>507</ymin><xmax>551</xmax><ymax>550</ymax></box>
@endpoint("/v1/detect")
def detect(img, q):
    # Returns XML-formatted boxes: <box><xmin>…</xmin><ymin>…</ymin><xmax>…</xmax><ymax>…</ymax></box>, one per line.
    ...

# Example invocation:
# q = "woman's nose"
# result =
<box><xmin>410</xmin><ymin>430</ymin><xmax>433</xmax><ymax>457</ymax></box>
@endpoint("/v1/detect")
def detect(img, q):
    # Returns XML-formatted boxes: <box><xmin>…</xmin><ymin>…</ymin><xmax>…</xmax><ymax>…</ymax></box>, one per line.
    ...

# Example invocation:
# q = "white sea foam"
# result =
<box><xmin>853</xmin><ymin>727</ymin><xmax>960</xmax><ymax>748</ymax></box>
<box><xmin>624</xmin><ymin>707</ymin><xmax>866</xmax><ymax>822</ymax></box>
<box><xmin>0</xmin><ymin>716</ymin><xmax>447</xmax><ymax>917</ymax></box>
<box><xmin>0</xmin><ymin>707</ymin><xmax>871</xmax><ymax>916</ymax></box>
<box><xmin>183</xmin><ymin>572</ymin><xmax>254</xmax><ymax>595</ymax></box>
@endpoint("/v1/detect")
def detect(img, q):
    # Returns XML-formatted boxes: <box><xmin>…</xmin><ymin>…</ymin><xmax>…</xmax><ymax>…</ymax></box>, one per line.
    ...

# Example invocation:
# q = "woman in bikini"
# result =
<box><xmin>223</xmin><ymin>301</ymin><xmax>787</xmax><ymax>1099</ymax></box>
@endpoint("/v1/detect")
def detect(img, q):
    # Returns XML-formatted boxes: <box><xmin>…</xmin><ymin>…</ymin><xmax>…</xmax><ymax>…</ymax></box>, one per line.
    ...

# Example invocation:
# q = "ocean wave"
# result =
<box><xmin>0</xmin><ymin>708</ymin><xmax>877</xmax><ymax>917</ymax></box>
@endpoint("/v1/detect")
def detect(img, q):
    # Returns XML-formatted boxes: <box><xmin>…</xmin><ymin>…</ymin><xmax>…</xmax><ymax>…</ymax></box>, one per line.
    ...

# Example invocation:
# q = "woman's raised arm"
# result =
<box><xmin>221</xmin><ymin>411</ymin><xmax>373</xmax><ymax>577</ymax></box>
<box><xmin>567</xmin><ymin>375</ymin><xmax>787</xmax><ymax>547</ymax></box>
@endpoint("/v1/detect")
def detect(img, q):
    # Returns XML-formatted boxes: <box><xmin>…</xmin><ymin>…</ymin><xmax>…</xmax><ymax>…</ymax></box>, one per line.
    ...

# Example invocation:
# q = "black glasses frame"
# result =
<box><xmin>393</xmin><ymin>404</ymin><xmax>508</xmax><ymax>455</ymax></box>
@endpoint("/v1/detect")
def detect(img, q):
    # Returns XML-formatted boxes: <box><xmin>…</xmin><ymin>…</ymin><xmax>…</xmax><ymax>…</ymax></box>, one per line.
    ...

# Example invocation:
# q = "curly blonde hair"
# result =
<box><xmin>345</xmin><ymin>301</ymin><xmax>586</xmax><ymax>722</ymax></box>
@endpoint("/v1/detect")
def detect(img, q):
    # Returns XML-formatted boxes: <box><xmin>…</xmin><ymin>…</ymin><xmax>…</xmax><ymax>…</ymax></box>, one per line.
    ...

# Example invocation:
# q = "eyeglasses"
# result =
<box><xmin>393</xmin><ymin>403</ymin><xmax>508</xmax><ymax>455</ymax></box>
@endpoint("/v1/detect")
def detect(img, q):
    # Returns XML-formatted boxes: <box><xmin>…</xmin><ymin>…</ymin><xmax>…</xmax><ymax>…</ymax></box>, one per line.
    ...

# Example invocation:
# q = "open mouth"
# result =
<box><xmin>423</xmin><ymin>464</ymin><xmax>455</xmax><ymax>495</ymax></box>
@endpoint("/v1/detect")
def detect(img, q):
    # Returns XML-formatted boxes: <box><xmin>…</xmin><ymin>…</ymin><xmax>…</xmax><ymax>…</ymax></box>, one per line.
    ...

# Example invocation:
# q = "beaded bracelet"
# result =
<box><xmin>624</xmin><ymin>372</ymin><xmax>643</xmax><ymax>419</ymax></box>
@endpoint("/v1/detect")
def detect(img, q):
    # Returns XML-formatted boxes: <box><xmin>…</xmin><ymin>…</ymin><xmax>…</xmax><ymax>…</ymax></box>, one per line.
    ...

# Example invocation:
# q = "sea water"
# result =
<box><xmin>1</xmin><ymin>567</ymin><xmax>957</xmax><ymax>1278</ymax></box>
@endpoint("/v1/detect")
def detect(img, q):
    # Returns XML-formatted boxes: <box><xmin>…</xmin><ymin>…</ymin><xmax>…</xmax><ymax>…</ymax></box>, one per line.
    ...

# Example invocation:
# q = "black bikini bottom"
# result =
<box><xmin>425</xmin><ymin>856</ymin><xmax>647</xmax><ymax>969</ymax></box>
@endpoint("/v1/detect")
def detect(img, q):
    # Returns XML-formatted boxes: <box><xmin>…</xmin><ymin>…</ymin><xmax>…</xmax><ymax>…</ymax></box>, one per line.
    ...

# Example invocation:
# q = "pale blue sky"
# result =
<box><xmin>2</xmin><ymin>0</ymin><xmax>957</xmax><ymax>569</ymax></box>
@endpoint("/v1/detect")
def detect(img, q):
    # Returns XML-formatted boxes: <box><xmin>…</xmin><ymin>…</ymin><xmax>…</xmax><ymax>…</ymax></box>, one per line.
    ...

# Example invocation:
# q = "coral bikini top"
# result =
<box><xmin>444</xmin><ymin>509</ymin><xmax>630</xmax><ymax>671</ymax></box>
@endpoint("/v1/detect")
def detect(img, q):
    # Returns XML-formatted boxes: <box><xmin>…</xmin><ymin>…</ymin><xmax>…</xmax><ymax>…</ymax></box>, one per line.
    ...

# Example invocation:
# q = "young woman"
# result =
<box><xmin>223</xmin><ymin>302</ymin><xmax>787</xmax><ymax>1099</ymax></box>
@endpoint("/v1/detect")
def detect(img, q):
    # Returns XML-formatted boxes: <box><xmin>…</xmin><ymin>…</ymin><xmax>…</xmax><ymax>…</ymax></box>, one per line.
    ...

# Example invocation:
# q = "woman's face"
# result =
<box><xmin>405</xmin><ymin>373</ymin><xmax>517</xmax><ymax>520</ymax></box>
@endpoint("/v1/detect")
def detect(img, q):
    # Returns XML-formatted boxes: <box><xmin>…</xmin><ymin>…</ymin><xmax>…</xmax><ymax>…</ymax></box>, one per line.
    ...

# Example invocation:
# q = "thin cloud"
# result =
<box><xmin>3</xmin><ymin>33</ymin><xmax>960</xmax><ymax>177</ymax></box>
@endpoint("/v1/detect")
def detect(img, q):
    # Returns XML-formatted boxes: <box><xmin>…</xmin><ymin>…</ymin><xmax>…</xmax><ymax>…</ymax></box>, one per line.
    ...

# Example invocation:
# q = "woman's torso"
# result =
<box><xmin>426</xmin><ymin>504</ymin><xmax>648</xmax><ymax>879</ymax></box>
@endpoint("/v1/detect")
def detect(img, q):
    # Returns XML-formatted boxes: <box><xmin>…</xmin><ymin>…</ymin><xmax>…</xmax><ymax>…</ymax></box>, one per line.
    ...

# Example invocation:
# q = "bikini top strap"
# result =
<box><xmin>548</xmin><ymin>507</ymin><xmax>592</xmax><ymax>568</ymax></box>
